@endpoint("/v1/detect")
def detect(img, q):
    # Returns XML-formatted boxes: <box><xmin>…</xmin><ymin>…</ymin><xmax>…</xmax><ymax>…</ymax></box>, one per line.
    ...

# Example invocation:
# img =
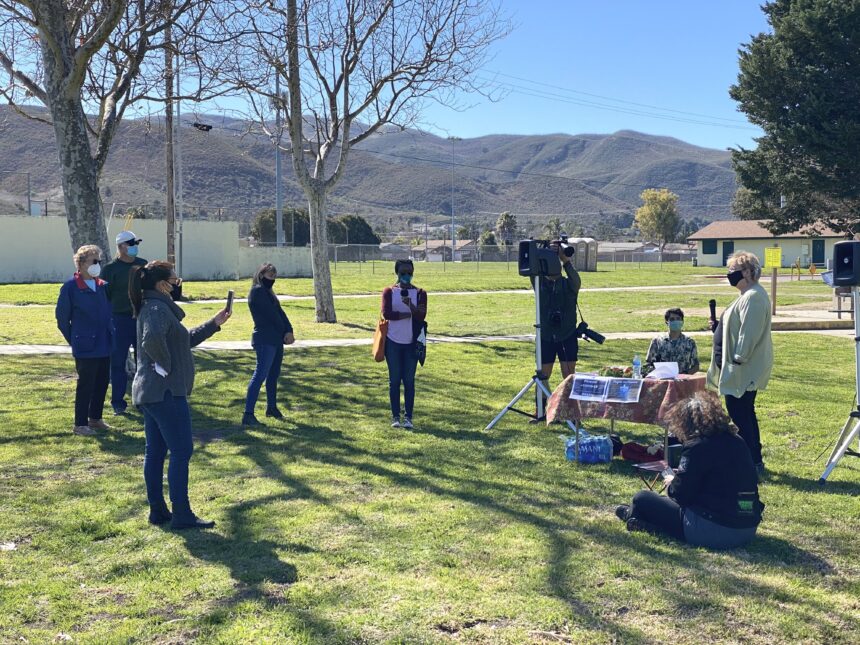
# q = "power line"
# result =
<box><xmin>484</xmin><ymin>70</ymin><xmax>754</xmax><ymax>126</ymax></box>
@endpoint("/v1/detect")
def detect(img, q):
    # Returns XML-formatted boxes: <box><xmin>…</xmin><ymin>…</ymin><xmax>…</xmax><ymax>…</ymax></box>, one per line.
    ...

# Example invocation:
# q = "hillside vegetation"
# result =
<box><xmin>0</xmin><ymin>107</ymin><xmax>734</xmax><ymax>232</ymax></box>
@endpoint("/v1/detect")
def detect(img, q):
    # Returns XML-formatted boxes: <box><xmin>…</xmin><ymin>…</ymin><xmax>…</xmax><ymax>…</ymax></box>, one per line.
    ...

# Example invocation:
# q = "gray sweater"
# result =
<box><xmin>132</xmin><ymin>290</ymin><xmax>220</xmax><ymax>405</ymax></box>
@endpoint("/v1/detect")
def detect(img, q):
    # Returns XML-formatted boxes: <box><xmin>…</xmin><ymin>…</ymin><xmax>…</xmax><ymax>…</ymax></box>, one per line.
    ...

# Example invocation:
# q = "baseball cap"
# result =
<box><xmin>116</xmin><ymin>231</ymin><xmax>142</xmax><ymax>245</ymax></box>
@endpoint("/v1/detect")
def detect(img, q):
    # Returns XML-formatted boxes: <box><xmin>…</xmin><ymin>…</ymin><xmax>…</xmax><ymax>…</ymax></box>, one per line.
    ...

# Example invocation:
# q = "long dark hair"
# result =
<box><xmin>129</xmin><ymin>260</ymin><xmax>173</xmax><ymax>317</ymax></box>
<box><xmin>253</xmin><ymin>263</ymin><xmax>276</xmax><ymax>286</ymax></box>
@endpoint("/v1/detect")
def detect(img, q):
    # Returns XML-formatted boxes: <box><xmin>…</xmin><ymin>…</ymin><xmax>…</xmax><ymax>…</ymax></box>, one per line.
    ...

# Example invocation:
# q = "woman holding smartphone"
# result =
<box><xmin>243</xmin><ymin>263</ymin><xmax>295</xmax><ymax>426</ymax></box>
<box><xmin>380</xmin><ymin>259</ymin><xmax>427</xmax><ymax>429</ymax></box>
<box><xmin>130</xmin><ymin>261</ymin><xmax>231</xmax><ymax>529</ymax></box>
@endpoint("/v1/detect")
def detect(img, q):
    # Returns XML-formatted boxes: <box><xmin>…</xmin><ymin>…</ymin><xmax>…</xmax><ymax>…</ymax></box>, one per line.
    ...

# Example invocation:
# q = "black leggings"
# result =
<box><xmin>629</xmin><ymin>490</ymin><xmax>685</xmax><ymax>541</ymax></box>
<box><xmin>725</xmin><ymin>390</ymin><xmax>762</xmax><ymax>464</ymax></box>
<box><xmin>74</xmin><ymin>357</ymin><xmax>110</xmax><ymax>426</ymax></box>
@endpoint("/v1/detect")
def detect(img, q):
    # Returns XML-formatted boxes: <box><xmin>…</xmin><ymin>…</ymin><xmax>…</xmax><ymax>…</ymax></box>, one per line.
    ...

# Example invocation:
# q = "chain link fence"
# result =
<box><xmin>241</xmin><ymin>243</ymin><xmax>696</xmax><ymax>273</ymax></box>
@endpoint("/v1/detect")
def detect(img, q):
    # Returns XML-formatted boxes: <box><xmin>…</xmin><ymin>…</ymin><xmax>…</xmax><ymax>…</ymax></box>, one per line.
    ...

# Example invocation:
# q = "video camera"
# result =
<box><xmin>518</xmin><ymin>236</ymin><xmax>575</xmax><ymax>278</ymax></box>
<box><xmin>576</xmin><ymin>321</ymin><xmax>605</xmax><ymax>344</ymax></box>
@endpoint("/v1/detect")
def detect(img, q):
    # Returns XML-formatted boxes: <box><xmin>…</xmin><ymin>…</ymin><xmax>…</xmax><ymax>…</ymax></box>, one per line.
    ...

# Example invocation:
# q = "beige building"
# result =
<box><xmin>0</xmin><ymin>215</ymin><xmax>312</xmax><ymax>282</ymax></box>
<box><xmin>688</xmin><ymin>220</ymin><xmax>843</xmax><ymax>268</ymax></box>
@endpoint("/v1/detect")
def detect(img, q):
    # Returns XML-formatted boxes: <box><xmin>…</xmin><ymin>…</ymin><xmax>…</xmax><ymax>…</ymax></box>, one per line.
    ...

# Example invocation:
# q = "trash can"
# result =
<box><xmin>692</xmin><ymin>257</ymin><xmax>698</xmax><ymax>267</ymax></box>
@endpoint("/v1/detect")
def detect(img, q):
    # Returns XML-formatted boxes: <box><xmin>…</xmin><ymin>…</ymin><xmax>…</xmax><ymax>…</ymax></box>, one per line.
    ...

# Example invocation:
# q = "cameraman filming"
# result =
<box><xmin>533</xmin><ymin>241</ymin><xmax>582</xmax><ymax>388</ymax></box>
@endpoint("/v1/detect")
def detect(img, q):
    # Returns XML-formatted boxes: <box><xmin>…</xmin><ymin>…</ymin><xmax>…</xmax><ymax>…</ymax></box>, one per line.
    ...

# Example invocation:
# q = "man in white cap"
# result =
<box><xmin>102</xmin><ymin>231</ymin><xmax>147</xmax><ymax>415</ymax></box>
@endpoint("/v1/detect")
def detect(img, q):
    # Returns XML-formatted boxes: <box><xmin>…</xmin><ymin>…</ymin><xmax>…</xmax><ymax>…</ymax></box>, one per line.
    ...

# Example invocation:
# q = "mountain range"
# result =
<box><xmin>0</xmin><ymin>106</ymin><xmax>736</xmax><ymax>235</ymax></box>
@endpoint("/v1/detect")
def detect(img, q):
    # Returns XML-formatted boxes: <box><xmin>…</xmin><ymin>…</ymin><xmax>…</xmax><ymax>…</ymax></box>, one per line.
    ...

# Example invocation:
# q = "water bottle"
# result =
<box><xmin>596</xmin><ymin>436</ymin><xmax>613</xmax><ymax>463</ymax></box>
<box><xmin>632</xmin><ymin>354</ymin><xmax>642</xmax><ymax>379</ymax></box>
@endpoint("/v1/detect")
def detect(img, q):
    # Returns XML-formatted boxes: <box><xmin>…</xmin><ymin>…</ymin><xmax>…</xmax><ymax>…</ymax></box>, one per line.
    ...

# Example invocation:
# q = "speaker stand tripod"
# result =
<box><xmin>819</xmin><ymin>285</ymin><xmax>860</xmax><ymax>484</ymax></box>
<box><xmin>485</xmin><ymin>276</ymin><xmax>581</xmax><ymax>459</ymax></box>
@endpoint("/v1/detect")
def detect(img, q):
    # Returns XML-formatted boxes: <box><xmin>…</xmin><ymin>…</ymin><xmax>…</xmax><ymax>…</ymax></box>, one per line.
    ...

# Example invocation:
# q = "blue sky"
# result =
<box><xmin>415</xmin><ymin>0</ymin><xmax>771</xmax><ymax>150</ymax></box>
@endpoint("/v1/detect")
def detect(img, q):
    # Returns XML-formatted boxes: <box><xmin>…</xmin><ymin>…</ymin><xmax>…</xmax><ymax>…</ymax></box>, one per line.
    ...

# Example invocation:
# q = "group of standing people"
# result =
<box><xmin>55</xmin><ymin>239</ymin><xmax>772</xmax><ymax>548</ymax></box>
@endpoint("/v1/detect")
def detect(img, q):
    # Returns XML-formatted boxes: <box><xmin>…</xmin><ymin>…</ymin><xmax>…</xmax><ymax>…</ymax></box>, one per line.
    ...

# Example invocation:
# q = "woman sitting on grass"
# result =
<box><xmin>615</xmin><ymin>391</ymin><xmax>764</xmax><ymax>549</ymax></box>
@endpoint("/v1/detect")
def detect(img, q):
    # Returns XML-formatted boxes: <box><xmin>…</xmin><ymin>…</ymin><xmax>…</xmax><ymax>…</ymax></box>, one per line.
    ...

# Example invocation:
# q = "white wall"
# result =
<box><xmin>0</xmin><ymin>215</ymin><xmax>312</xmax><ymax>282</ymax></box>
<box><xmin>696</xmin><ymin>238</ymin><xmax>839</xmax><ymax>268</ymax></box>
<box><xmin>237</xmin><ymin>245</ymin><xmax>313</xmax><ymax>278</ymax></box>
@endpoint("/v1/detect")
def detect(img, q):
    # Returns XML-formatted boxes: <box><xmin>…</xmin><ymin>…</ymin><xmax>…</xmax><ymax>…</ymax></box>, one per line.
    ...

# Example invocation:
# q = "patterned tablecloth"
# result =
<box><xmin>545</xmin><ymin>373</ymin><xmax>707</xmax><ymax>427</ymax></box>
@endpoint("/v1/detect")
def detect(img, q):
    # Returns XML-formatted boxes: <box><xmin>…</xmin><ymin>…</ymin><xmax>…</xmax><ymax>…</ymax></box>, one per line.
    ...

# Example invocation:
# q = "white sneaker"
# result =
<box><xmin>402</xmin><ymin>418</ymin><xmax>414</xmax><ymax>429</ymax></box>
<box><xmin>391</xmin><ymin>418</ymin><xmax>401</xmax><ymax>428</ymax></box>
<box><xmin>73</xmin><ymin>425</ymin><xmax>97</xmax><ymax>436</ymax></box>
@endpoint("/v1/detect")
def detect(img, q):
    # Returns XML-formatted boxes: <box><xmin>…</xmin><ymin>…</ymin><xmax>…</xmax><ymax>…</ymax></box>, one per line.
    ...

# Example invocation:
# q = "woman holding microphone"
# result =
<box><xmin>130</xmin><ymin>261</ymin><xmax>231</xmax><ymax>529</ymax></box>
<box><xmin>381</xmin><ymin>259</ymin><xmax>427</xmax><ymax>429</ymax></box>
<box><xmin>708</xmin><ymin>251</ymin><xmax>773</xmax><ymax>474</ymax></box>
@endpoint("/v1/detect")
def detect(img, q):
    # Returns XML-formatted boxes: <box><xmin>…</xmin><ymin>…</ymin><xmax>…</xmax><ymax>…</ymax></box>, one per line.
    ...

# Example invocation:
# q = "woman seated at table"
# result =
<box><xmin>642</xmin><ymin>308</ymin><xmax>699</xmax><ymax>376</ymax></box>
<box><xmin>614</xmin><ymin>391</ymin><xmax>763</xmax><ymax>549</ymax></box>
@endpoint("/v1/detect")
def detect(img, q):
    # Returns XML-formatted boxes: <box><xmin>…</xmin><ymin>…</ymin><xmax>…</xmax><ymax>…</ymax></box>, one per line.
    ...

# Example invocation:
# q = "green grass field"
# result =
<box><xmin>1</xmin><ymin>263</ymin><xmax>855</xmax><ymax>643</ymax></box>
<box><xmin>1</xmin><ymin>337</ymin><xmax>859</xmax><ymax>643</ymax></box>
<box><xmin>0</xmin><ymin>262</ymin><xmax>729</xmax><ymax>305</ymax></box>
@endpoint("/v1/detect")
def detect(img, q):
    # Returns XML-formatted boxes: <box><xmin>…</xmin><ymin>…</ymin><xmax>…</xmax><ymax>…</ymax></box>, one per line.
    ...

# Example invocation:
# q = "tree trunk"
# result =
<box><xmin>307</xmin><ymin>185</ymin><xmax>336</xmax><ymax>322</ymax></box>
<box><xmin>48</xmin><ymin>96</ymin><xmax>109</xmax><ymax>255</ymax></box>
<box><xmin>37</xmin><ymin>2</ymin><xmax>108</xmax><ymax>256</ymax></box>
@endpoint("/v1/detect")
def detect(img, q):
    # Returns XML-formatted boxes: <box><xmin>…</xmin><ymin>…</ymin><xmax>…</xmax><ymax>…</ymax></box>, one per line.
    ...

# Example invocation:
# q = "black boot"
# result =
<box><xmin>170</xmin><ymin>502</ymin><xmax>215</xmax><ymax>530</ymax></box>
<box><xmin>265</xmin><ymin>408</ymin><xmax>284</xmax><ymax>420</ymax></box>
<box><xmin>148</xmin><ymin>499</ymin><xmax>172</xmax><ymax>525</ymax></box>
<box><xmin>242</xmin><ymin>413</ymin><xmax>262</xmax><ymax>427</ymax></box>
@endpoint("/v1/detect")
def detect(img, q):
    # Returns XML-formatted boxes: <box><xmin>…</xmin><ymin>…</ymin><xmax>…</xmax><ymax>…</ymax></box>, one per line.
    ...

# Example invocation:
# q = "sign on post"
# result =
<box><xmin>764</xmin><ymin>246</ymin><xmax>782</xmax><ymax>268</ymax></box>
<box><xmin>765</xmin><ymin>246</ymin><xmax>781</xmax><ymax>315</ymax></box>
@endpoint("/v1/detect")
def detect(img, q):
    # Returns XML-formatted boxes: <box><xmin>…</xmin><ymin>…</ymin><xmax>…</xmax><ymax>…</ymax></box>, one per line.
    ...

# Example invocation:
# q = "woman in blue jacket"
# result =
<box><xmin>243</xmin><ymin>263</ymin><xmax>295</xmax><ymax>425</ymax></box>
<box><xmin>55</xmin><ymin>245</ymin><xmax>114</xmax><ymax>436</ymax></box>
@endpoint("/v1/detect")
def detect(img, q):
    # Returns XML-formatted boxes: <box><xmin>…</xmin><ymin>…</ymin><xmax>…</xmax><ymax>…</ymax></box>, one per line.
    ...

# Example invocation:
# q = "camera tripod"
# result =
<box><xmin>485</xmin><ymin>275</ymin><xmax>581</xmax><ymax>457</ymax></box>
<box><xmin>819</xmin><ymin>284</ymin><xmax>860</xmax><ymax>484</ymax></box>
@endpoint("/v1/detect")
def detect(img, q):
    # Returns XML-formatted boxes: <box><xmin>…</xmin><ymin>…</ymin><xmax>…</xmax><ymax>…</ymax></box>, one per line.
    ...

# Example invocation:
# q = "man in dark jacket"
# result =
<box><xmin>101</xmin><ymin>230</ymin><xmax>147</xmax><ymax>414</ymax></box>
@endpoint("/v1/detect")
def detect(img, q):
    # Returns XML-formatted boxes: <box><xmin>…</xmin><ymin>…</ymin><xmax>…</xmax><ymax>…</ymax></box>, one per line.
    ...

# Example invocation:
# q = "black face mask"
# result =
<box><xmin>170</xmin><ymin>282</ymin><xmax>183</xmax><ymax>301</ymax></box>
<box><xmin>726</xmin><ymin>269</ymin><xmax>744</xmax><ymax>287</ymax></box>
<box><xmin>261</xmin><ymin>277</ymin><xmax>275</xmax><ymax>289</ymax></box>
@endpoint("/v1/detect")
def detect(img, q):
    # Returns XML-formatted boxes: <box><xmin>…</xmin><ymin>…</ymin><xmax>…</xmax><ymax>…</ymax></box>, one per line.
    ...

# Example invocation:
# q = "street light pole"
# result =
<box><xmin>275</xmin><ymin>73</ymin><xmax>284</xmax><ymax>247</ymax></box>
<box><xmin>448</xmin><ymin>136</ymin><xmax>460</xmax><ymax>261</ymax></box>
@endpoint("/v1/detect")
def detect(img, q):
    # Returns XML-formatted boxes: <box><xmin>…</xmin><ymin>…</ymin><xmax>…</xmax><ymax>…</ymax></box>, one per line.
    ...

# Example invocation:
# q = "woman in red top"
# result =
<box><xmin>380</xmin><ymin>260</ymin><xmax>427</xmax><ymax>428</ymax></box>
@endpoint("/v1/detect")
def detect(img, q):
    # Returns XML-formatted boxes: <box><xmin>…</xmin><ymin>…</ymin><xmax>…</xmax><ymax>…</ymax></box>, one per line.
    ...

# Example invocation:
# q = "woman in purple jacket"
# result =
<box><xmin>55</xmin><ymin>245</ymin><xmax>114</xmax><ymax>436</ymax></box>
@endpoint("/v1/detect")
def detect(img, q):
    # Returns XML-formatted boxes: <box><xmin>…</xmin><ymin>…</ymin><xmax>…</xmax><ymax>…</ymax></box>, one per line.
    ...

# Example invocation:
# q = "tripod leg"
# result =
<box><xmin>485</xmin><ymin>379</ymin><xmax>536</xmax><ymax>431</ymax></box>
<box><xmin>820</xmin><ymin>416</ymin><xmax>860</xmax><ymax>484</ymax></box>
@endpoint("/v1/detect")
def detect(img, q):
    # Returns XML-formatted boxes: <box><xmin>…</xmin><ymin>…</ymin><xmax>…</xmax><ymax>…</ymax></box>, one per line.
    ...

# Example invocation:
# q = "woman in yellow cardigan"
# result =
<box><xmin>707</xmin><ymin>251</ymin><xmax>773</xmax><ymax>475</ymax></box>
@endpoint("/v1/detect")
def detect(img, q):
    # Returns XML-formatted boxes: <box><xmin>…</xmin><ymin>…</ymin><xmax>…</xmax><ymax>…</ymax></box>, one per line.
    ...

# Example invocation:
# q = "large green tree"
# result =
<box><xmin>730</xmin><ymin>0</ymin><xmax>860</xmax><ymax>235</ymax></box>
<box><xmin>635</xmin><ymin>188</ymin><xmax>679</xmax><ymax>250</ymax></box>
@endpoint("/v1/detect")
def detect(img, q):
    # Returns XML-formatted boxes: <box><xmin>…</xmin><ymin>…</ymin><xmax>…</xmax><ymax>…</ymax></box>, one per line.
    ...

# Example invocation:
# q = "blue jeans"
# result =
<box><xmin>140</xmin><ymin>391</ymin><xmax>194</xmax><ymax>509</ymax></box>
<box><xmin>244</xmin><ymin>343</ymin><xmax>284</xmax><ymax>415</ymax></box>
<box><xmin>110</xmin><ymin>314</ymin><xmax>137</xmax><ymax>410</ymax></box>
<box><xmin>385</xmin><ymin>339</ymin><xmax>418</xmax><ymax>419</ymax></box>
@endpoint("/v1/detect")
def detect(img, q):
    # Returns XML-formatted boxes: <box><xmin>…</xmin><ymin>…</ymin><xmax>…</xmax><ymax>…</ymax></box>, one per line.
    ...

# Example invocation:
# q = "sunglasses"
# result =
<box><xmin>123</xmin><ymin>240</ymin><xmax>140</xmax><ymax>247</ymax></box>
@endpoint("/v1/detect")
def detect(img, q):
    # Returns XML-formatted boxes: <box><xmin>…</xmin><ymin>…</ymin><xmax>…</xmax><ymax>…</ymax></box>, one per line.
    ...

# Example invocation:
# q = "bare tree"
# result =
<box><xmin>0</xmin><ymin>1</ymin><xmax>224</xmax><ymax>252</ymax></box>
<box><xmin>209</xmin><ymin>0</ymin><xmax>509</xmax><ymax>322</ymax></box>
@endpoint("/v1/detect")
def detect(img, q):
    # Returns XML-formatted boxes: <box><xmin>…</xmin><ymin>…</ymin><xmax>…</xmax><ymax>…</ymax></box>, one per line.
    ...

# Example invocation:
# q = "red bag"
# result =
<box><xmin>620</xmin><ymin>442</ymin><xmax>664</xmax><ymax>463</ymax></box>
<box><xmin>372</xmin><ymin>319</ymin><xmax>388</xmax><ymax>362</ymax></box>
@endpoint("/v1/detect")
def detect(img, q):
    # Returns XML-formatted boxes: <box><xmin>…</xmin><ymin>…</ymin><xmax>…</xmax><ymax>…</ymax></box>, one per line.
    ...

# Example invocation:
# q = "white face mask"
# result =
<box><xmin>86</xmin><ymin>263</ymin><xmax>101</xmax><ymax>278</ymax></box>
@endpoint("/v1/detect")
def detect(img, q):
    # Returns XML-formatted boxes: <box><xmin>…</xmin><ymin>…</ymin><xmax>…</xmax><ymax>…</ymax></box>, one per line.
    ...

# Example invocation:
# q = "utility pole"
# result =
<box><xmin>448</xmin><ymin>136</ymin><xmax>460</xmax><ymax>261</ymax></box>
<box><xmin>164</xmin><ymin>22</ymin><xmax>175</xmax><ymax>266</ymax></box>
<box><xmin>175</xmin><ymin>50</ymin><xmax>184</xmax><ymax>275</ymax></box>
<box><xmin>275</xmin><ymin>72</ymin><xmax>284</xmax><ymax>246</ymax></box>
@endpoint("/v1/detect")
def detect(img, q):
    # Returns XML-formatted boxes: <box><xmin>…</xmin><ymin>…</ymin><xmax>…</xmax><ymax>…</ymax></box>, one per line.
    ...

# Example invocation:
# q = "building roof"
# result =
<box><xmin>411</xmin><ymin>239</ymin><xmax>476</xmax><ymax>251</ymax></box>
<box><xmin>597</xmin><ymin>242</ymin><xmax>650</xmax><ymax>251</ymax></box>
<box><xmin>688</xmin><ymin>219</ymin><xmax>843</xmax><ymax>240</ymax></box>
